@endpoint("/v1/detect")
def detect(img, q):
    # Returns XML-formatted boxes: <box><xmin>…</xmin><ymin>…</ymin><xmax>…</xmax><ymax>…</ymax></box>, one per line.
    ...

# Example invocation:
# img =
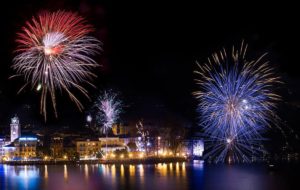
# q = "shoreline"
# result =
<box><xmin>0</xmin><ymin>157</ymin><xmax>189</xmax><ymax>165</ymax></box>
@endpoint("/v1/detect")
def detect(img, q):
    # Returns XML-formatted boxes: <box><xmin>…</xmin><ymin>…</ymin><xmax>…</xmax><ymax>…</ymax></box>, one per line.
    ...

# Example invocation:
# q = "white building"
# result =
<box><xmin>192</xmin><ymin>140</ymin><xmax>204</xmax><ymax>157</ymax></box>
<box><xmin>0</xmin><ymin>137</ymin><xmax>7</xmax><ymax>159</ymax></box>
<box><xmin>10</xmin><ymin>116</ymin><xmax>21</xmax><ymax>142</ymax></box>
<box><xmin>182</xmin><ymin>139</ymin><xmax>204</xmax><ymax>158</ymax></box>
<box><xmin>76</xmin><ymin>137</ymin><xmax>126</xmax><ymax>159</ymax></box>
<box><xmin>1</xmin><ymin>116</ymin><xmax>38</xmax><ymax>161</ymax></box>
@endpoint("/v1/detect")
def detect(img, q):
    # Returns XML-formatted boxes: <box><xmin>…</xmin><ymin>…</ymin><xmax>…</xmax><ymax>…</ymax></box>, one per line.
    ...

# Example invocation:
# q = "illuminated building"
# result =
<box><xmin>0</xmin><ymin>137</ymin><xmax>10</xmax><ymax>159</ymax></box>
<box><xmin>3</xmin><ymin>143</ymin><xmax>16</xmax><ymax>160</ymax></box>
<box><xmin>192</xmin><ymin>140</ymin><xmax>204</xmax><ymax>157</ymax></box>
<box><xmin>10</xmin><ymin>116</ymin><xmax>21</xmax><ymax>142</ymax></box>
<box><xmin>112</xmin><ymin>123</ymin><xmax>129</xmax><ymax>135</ymax></box>
<box><xmin>2</xmin><ymin>117</ymin><xmax>38</xmax><ymax>160</ymax></box>
<box><xmin>181</xmin><ymin>138</ymin><xmax>204</xmax><ymax>159</ymax></box>
<box><xmin>14</xmin><ymin>137</ymin><xmax>38</xmax><ymax>158</ymax></box>
<box><xmin>76</xmin><ymin>137</ymin><xmax>126</xmax><ymax>159</ymax></box>
<box><xmin>50</xmin><ymin>136</ymin><xmax>64</xmax><ymax>158</ymax></box>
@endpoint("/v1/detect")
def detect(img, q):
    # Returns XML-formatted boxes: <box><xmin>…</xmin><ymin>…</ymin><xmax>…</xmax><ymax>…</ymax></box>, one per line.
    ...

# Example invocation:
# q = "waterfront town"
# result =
<box><xmin>1</xmin><ymin>115</ymin><xmax>298</xmax><ymax>164</ymax></box>
<box><xmin>0</xmin><ymin>1</ymin><xmax>299</xmax><ymax>189</ymax></box>
<box><xmin>0</xmin><ymin>115</ymin><xmax>204</xmax><ymax>163</ymax></box>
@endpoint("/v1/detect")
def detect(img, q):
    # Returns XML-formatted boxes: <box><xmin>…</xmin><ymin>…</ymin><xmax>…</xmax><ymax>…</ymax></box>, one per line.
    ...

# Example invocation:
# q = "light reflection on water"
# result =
<box><xmin>63</xmin><ymin>164</ymin><xmax>68</xmax><ymax>181</ymax></box>
<box><xmin>0</xmin><ymin>165</ymin><xmax>40</xmax><ymax>190</ymax></box>
<box><xmin>84</xmin><ymin>164</ymin><xmax>88</xmax><ymax>180</ymax></box>
<box><xmin>0</xmin><ymin>162</ymin><xmax>189</xmax><ymax>190</ymax></box>
<box><xmin>0</xmin><ymin>162</ymin><xmax>295</xmax><ymax>190</ymax></box>
<box><xmin>44</xmin><ymin>165</ymin><xmax>48</xmax><ymax>179</ymax></box>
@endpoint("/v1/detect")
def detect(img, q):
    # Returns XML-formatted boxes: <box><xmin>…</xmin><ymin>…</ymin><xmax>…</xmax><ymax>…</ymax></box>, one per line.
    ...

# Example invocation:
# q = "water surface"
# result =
<box><xmin>0</xmin><ymin>162</ymin><xmax>298</xmax><ymax>190</ymax></box>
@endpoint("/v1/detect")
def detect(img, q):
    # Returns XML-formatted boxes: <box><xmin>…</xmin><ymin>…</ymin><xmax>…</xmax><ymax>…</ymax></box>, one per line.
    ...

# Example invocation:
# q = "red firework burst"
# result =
<box><xmin>16</xmin><ymin>11</ymin><xmax>94</xmax><ymax>52</ymax></box>
<box><xmin>12</xmin><ymin>10</ymin><xmax>101</xmax><ymax>121</ymax></box>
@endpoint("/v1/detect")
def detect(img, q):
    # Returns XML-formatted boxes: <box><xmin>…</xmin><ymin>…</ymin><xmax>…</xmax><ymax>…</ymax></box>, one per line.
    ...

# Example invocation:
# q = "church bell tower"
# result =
<box><xmin>10</xmin><ymin>116</ymin><xmax>21</xmax><ymax>142</ymax></box>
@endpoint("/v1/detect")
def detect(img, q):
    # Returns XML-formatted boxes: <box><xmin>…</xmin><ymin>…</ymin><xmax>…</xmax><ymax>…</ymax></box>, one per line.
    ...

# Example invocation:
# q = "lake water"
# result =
<box><xmin>0</xmin><ymin>161</ymin><xmax>298</xmax><ymax>190</ymax></box>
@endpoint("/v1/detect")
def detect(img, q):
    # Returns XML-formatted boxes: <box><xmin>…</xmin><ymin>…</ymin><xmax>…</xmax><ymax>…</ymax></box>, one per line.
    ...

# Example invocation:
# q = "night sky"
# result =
<box><xmin>0</xmin><ymin>0</ymin><xmax>299</xmax><ymax>137</ymax></box>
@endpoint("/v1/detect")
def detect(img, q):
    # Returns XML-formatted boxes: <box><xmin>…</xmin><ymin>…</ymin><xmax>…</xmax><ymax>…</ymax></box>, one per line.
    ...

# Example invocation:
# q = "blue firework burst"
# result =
<box><xmin>194</xmin><ymin>42</ymin><xmax>281</xmax><ymax>163</ymax></box>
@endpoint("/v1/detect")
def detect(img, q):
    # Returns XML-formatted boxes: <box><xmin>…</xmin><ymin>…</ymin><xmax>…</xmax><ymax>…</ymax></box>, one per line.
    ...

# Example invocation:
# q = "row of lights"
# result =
<box><xmin>2</xmin><ymin>156</ymin><xmax>36</xmax><ymax>161</ymax></box>
<box><xmin>158</xmin><ymin>150</ymin><xmax>187</xmax><ymax>157</ymax></box>
<box><xmin>2</xmin><ymin>152</ymin><xmax>187</xmax><ymax>162</ymax></box>
<box><xmin>44</xmin><ymin>155</ymin><xmax>68</xmax><ymax>160</ymax></box>
<box><xmin>103</xmin><ymin>153</ymin><xmax>145</xmax><ymax>159</ymax></box>
<box><xmin>102</xmin><ymin>152</ymin><xmax>187</xmax><ymax>159</ymax></box>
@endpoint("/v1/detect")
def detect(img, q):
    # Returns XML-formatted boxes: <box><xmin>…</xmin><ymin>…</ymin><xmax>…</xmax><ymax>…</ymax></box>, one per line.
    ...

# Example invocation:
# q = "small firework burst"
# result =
<box><xmin>94</xmin><ymin>91</ymin><xmax>122</xmax><ymax>135</ymax></box>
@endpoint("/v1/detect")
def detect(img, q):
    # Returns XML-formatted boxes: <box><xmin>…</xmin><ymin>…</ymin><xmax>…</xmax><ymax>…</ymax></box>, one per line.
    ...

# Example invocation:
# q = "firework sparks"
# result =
<box><xmin>94</xmin><ymin>90</ymin><xmax>122</xmax><ymax>154</ymax></box>
<box><xmin>95</xmin><ymin>91</ymin><xmax>122</xmax><ymax>135</ymax></box>
<box><xmin>136</xmin><ymin>120</ymin><xmax>149</xmax><ymax>153</ymax></box>
<box><xmin>12</xmin><ymin>11</ymin><xmax>101</xmax><ymax>120</ymax></box>
<box><xmin>194</xmin><ymin>42</ymin><xmax>281</xmax><ymax>163</ymax></box>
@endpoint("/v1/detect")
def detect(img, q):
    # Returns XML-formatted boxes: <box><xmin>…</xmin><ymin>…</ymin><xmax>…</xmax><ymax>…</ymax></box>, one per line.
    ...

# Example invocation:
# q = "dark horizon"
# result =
<box><xmin>0</xmin><ymin>0</ymin><xmax>299</xmax><ymax>136</ymax></box>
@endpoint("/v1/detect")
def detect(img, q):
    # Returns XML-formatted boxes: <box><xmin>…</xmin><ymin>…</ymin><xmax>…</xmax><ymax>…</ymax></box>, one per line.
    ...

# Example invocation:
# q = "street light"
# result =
<box><xmin>139</xmin><ymin>153</ymin><xmax>144</xmax><ymax>158</ymax></box>
<box><xmin>86</xmin><ymin>115</ymin><xmax>92</xmax><ymax>123</ymax></box>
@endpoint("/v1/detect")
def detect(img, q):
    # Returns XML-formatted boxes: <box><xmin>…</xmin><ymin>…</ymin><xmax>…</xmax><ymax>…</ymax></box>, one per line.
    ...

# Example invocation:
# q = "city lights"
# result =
<box><xmin>139</xmin><ymin>153</ymin><xmax>144</xmax><ymax>158</ymax></box>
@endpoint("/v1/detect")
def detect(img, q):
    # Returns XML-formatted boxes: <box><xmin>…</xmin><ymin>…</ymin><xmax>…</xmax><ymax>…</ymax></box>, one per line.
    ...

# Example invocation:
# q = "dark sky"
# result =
<box><xmin>0</xmin><ymin>0</ymin><xmax>299</xmax><ymax>135</ymax></box>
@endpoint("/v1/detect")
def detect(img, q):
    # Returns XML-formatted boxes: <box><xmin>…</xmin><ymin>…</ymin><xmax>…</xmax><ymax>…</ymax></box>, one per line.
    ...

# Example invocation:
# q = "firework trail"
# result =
<box><xmin>194</xmin><ymin>42</ymin><xmax>281</xmax><ymax>163</ymax></box>
<box><xmin>12</xmin><ymin>11</ymin><xmax>101</xmax><ymax>120</ymax></box>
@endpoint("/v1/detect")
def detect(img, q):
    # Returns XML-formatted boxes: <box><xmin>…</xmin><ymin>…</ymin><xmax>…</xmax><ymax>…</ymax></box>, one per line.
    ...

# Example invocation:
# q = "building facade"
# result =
<box><xmin>76</xmin><ymin>137</ymin><xmax>126</xmax><ymax>158</ymax></box>
<box><xmin>182</xmin><ymin>139</ymin><xmax>204</xmax><ymax>158</ymax></box>
<box><xmin>50</xmin><ymin>136</ymin><xmax>64</xmax><ymax>158</ymax></box>
<box><xmin>1</xmin><ymin>117</ymin><xmax>38</xmax><ymax>160</ymax></box>
<box><xmin>0</xmin><ymin>138</ymin><xmax>8</xmax><ymax>159</ymax></box>
<box><xmin>14</xmin><ymin>137</ymin><xmax>38</xmax><ymax>158</ymax></box>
